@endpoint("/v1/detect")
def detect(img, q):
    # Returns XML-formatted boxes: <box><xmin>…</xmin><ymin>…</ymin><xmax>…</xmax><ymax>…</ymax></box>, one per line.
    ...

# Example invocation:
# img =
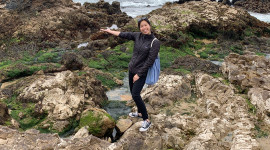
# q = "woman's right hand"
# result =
<box><xmin>100</xmin><ymin>28</ymin><xmax>120</xmax><ymax>36</ymax></box>
<box><xmin>100</xmin><ymin>28</ymin><xmax>111</xmax><ymax>33</ymax></box>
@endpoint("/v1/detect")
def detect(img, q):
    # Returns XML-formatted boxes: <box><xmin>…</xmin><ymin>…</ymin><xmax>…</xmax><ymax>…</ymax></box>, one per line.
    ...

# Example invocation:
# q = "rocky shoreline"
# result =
<box><xmin>177</xmin><ymin>0</ymin><xmax>270</xmax><ymax>13</ymax></box>
<box><xmin>0</xmin><ymin>0</ymin><xmax>270</xmax><ymax>149</ymax></box>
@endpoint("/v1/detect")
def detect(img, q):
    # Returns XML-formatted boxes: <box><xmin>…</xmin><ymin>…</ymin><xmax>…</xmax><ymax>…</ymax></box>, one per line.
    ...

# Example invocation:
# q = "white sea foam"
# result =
<box><xmin>73</xmin><ymin>0</ymin><xmax>178</xmax><ymax>17</ymax></box>
<box><xmin>248</xmin><ymin>12</ymin><xmax>270</xmax><ymax>23</ymax></box>
<box><xmin>73</xmin><ymin>0</ymin><xmax>177</xmax><ymax>7</ymax></box>
<box><xmin>266</xmin><ymin>54</ymin><xmax>270</xmax><ymax>59</ymax></box>
<box><xmin>77</xmin><ymin>42</ymin><xmax>88</xmax><ymax>48</ymax></box>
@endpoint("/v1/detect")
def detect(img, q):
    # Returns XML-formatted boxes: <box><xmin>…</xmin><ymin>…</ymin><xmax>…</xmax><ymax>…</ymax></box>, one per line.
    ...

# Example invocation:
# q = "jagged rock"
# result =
<box><xmin>171</xmin><ymin>55</ymin><xmax>221</xmax><ymax>74</ymax></box>
<box><xmin>60</xmin><ymin>53</ymin><xmax>84</xmax><ymax>70</ymax></box>
<box><xmin>5</xmin><ymin>0</ymin><xmax>73</xmax><ymax>12</ymax></box>
<box><xmin>221</xmin><ymin>52</ymin><xmax>270</xmax><ymax>91</ymax></box>
<box><xmin>141</xmin><ymin>74</ymin><xmax>191</xmax><ymax>110</ymax></box>
<box><xmin>0</xmin><ymin>102</ymin><xmax>9</xmax><ymax>125</ymax></box>
<box><xmin>116</xmin><ymin>119</ymin><xmax>132</xmax><ymax>134</ymax></box>
<box><xmin>73</xmin><ymin>126</ymin><xmax>89</xmax><ymax>139</ymax></box>
<box><xmin>234</xmin><ymin>0</ymin><xmax>270</xmax><ymax>13</ymax></box>
<box><xmin>189</xmin><ymin>73</ymin><xmax>259</xmax><ymax>150</ymax></box>
<box><xmin>248</xmin><ymin>88</ymin><xmax>270</xmax><ymax>118</ymax></box>
<box><xmin>0</xmin><ymin>125</ymin><xmax>111</xmax><ymax>150</ymax></box>
<box><xmin>113</xmin><ymin>121</ymin><xmax>163</xmax><ymax>150</ymax></box>
<box><xmin>147</xmin><ymin>0</ymin><xmax>268</xmax><ymax>46</ymax></box>
<box><xmin>17</xmin><ymin>70</ymin><xmax>107</xmax><ymax>130</ymax></box>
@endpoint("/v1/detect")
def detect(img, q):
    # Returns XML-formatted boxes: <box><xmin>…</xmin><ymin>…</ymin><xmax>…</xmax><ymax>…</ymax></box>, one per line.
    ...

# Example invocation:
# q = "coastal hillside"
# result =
<box><xmin>0</xmin><ymin>0</ymin><xmax>270</xmax><ymax>149</ymax></box>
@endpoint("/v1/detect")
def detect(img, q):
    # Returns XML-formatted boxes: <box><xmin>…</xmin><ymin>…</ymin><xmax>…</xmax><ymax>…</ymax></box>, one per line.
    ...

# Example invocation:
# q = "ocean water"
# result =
<box><xmin>249</xmin><ymin>12</ymin><xmax>270</xmax><ymax>23</ymax></box>
<box><xmin>72</xmin><ymin>0</ymin><xmax>178</xmax><ymax>18</ymax></box>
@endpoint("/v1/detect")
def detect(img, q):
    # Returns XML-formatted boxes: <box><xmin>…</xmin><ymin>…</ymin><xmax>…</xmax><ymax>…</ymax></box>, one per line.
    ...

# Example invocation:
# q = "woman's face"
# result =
<box><xmin>140</xmin><ymin>20</ymin><xmax>151</xmax><ymax>35</ymax></box>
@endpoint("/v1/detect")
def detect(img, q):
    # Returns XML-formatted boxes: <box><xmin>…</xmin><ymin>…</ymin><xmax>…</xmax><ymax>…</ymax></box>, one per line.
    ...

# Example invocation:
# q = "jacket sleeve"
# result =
<box><xmin>137</xmin><ymin>40</ymin><xmax>160</xmax><ymax>77</ymax></box>
<box><xmin>118</xmin><ymin>32</ymin><xmax>137</xmax><ymax>41</ymax></box>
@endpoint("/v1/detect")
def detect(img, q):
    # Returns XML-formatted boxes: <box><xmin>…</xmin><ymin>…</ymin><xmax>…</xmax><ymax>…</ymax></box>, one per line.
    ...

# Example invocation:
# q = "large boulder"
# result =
<box><xmin>171</xmin><ymin>55</ymin><xmax>221</xmax><ymax>75</ymax></box>
<box><xmin>234</xmin><ymin>0</ymin><xmax>270</xmax><ymax>13</ymax></box>
<box><xmin>221</xmin><ymin>51</ymin><xmax>270</xmax><ymax>91</ymax></box>
<box><xmin>60</xmin><ymin>53</ymin><xmax>84</xmax><ymax>70</ymax></box>
<box><xmin>248</xmin><ymin>88</ymin><xmax>270</xmax><ymax>118</ymax></box>
<box><xmin>176</xmin><ymin>0</ymin><xmax>270</xmax><ymax>12</ymax></box>
<box><xmin>0</xmin><ymin>102</ymin><xmax>9</xmax><ymax>125</ymax></box>
<box><xmin>147</xmin><ymin>0</ymin><xmax>268</xmax><ymax>46</ymax></box>
<box><xmin>79</xmin><ymin>108</ymin><xmax>115</xmax><ymax>138</ymax></box>
<box><xmin>5</xmin><ymin>0</ymin><xmax>73</xmax><ymax>12</ymax></box>
<box><xmin>115</xmin><ymin>119</ymin><xmax>132</xmax><ymax>134</ymax></box>
<box><xmin>141</xmin><ymin>74</ymin><xmax>191</xmax><ymax>111</ymax></box>
<box><xmin>17</xmin><ymin>70</ymin><xmax>107</xmax><ymax>131</ymax></box>
<box><xmin>191</xmin><ymin>73</ymin><xmax>259</xmax><ymax>150</ymax></box>
<box><xmin>0</xmin><ymin>125</ymin><xmax>112</xmax><ymax>150</ymax></box>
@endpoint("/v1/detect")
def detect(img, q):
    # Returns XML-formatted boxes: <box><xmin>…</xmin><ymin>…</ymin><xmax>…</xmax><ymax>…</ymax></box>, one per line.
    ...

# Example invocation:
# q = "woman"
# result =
<box><xmin>100</xmin><ymin>17</ymin><xmax>160</xmax><ymax>132</ymax></box>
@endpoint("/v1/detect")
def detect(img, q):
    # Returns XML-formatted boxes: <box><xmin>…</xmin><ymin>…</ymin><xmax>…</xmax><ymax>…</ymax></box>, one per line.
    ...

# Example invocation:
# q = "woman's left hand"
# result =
<box><xmin>133</xmin><ymin>74</ymin><xmax>140</xmax><ymax>83</ymax></box>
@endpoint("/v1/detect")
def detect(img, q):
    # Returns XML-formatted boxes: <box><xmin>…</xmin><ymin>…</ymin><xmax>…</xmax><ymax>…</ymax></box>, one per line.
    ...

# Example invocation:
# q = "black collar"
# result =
<box><xmin>141</xmin><ymin>32</ymin><xmax>154</xmax><ymax>39</ymax></box>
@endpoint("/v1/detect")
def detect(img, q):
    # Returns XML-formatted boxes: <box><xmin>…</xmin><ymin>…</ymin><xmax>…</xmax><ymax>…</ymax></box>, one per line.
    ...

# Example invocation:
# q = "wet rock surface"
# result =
<box><xmin>177</xmin><ymin>0</ymin><xmax>270</xmax><ymax>13</ymax></box>
<box><xmin>234</xmin><ymin>0</ymin><xmax>270</xmax><ymax>13</ymax></box>
<box><xmin>149</xmin><ymin>1</ymin><xmax>267</xmax><ymax>37</ymax></box>
<box><xmin>0</xmin><ymin>103</ymin><xmax>9</xmax><ymax>125</ymax></box>
<box><xmin>171</xmin><ymin>55</ymin><xmax>221</xmax><ymax>75</ymax></box>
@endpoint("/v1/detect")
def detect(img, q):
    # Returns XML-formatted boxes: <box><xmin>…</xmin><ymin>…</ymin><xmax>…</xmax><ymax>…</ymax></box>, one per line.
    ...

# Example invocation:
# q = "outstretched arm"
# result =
<box><xmin>100</xmin><ymin>28</ymin><xmax>120</xmax><ymax>36</ymax></box>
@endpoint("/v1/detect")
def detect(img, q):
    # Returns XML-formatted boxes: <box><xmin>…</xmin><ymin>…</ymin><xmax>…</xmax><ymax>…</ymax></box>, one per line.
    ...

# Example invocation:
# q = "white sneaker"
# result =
<box><xmin>129</xmin><ymin>112</ymin><xmax>142</xmax><ymax>118</ymax></box>
<box><xmin>139</xmin><ymin>120</ymin><xmax>151</xmax><ymax>132</ymax></box>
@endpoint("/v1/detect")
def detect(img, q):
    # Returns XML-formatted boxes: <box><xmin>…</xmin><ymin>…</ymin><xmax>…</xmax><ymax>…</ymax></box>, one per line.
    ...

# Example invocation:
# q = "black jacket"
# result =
<box><xmin>119</xmin><ymin>32</ymin><xmax>160</xmax><ymax>77</ymax></box>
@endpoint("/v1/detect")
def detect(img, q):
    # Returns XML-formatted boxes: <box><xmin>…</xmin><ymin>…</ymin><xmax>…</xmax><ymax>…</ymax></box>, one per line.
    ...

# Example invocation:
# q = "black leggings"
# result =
<box><xmin>129</xmin><ymin>72</ymin><xmax>148</xmax><ymax>120</ymax></box>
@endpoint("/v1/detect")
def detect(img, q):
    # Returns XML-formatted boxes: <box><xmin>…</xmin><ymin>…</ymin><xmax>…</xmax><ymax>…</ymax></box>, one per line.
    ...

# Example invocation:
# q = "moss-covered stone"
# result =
<box><xmin>79</xmin><ymin>108</ymin><xmax>115</xmax><ymax>138</ymax></box>
<box><xmin>2</xmin><ymin>95</ymin><xmax>48</xmax><ymax>130</ymax></box>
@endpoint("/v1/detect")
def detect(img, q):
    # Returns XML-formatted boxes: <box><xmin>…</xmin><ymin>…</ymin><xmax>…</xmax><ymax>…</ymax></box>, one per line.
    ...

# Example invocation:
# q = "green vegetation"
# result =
<box><xmin>165</xmin><ymin>108</ymin><xmax>175</xmax><ymax>116</ymax></box>
<box><xmin>2</xmin><ymin>95</ymin><xmax>48</xmax><ymax>130</ymax></box>
<box><xmin>0</xmin><ymin>60</ymin><xmax>12</xmax><ymax>70</ymax></box>
<box><xmin>254</xmin><ymin>124</ymin><xmax>268</xmax><ymax>138</ymax></box>
<box><xmin>96</xmin><ymin>74</ymin><xmax>118</xmax><ymax>89</ymax></box>
<box><xmin>211</xmin><ymin>73</ymin><xmax>223</xmax><ymax>78</ymax></box>
<box><xmin>198</xmin><ymin>51</ymin><xmax>208</xmax><ymax>59</ymax></box>
<box><xmin>2</xmin><ymin>95</ymin><xmax>76</xmax><ymax>135</ymax></box>
<box><xmin>36</xmin><ymin>51</ymin><xmax>59</xmax><ymax>63</ymax></box>
<box><xmin>188</xmin><ymin>40</ymin><xmax>204</xmax><ymax>50</ymax></box>
<box><xmin>78</xmin><ymin>71</ymin><xmax>87</xmax><ymax>76</ymax></box>
<box><xmin>184</xmin><ymin>90</ymin><xmax>197</xmax><ymax>103</ymax></box>
<box><xmin>255</xmin><ymin>52</ymin><xmax>266</xmax><ymax>56</ymax></box>
<box><xmin>58</xmin><ymin>118</ymin><xmax>79</xmax><ymax>137</ymax></box>
<box><xmin>188</xmin><ymin>27</ymin><xmax>218</xmax><ymax>39</ymax></box>
<box><xmin>7</xmin><ymin>65</ymin><xmax>48</xmax><ymax>79</ymax></box>
<box><xmin>246</xmin><ymin>98</ymin><xmax>256</xmax><ymax>114</ymax></box>
<box><xmin>160</xmin><ymin>45</ymin><xmax>189</xmax><ymax>69</ymax></box>
<box><xmin>79</xmin><ymin>110</ymin><xmax>111</xmax><ymax>136</ymax></box>
<box><xmin>230</xmin><ymin>45</ymin><xmax>243</xmax><ymax>55</ymax></box>
<box><xmin>173</xmin><ymin>67</ymin><xmax>191</xmax><ymax>75</ymax></box>
<box><xmin>243</xmin><ymin>28</ymin><xmax>255</xmax><ymax>37</ymax></box>
<box><xmin>196</xmin><ymin>43</ymin><xmax>224</xmax><ymax>60</ymax></box>
<box><xmin>0</xmin><ymin>49</ymin><xmax>62</xmax><ymax>81</ymax></box>
<box><xmin>88</xmin><ymin>41</ymin><xmax>133</xmax><ymax>79</ymax></box>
